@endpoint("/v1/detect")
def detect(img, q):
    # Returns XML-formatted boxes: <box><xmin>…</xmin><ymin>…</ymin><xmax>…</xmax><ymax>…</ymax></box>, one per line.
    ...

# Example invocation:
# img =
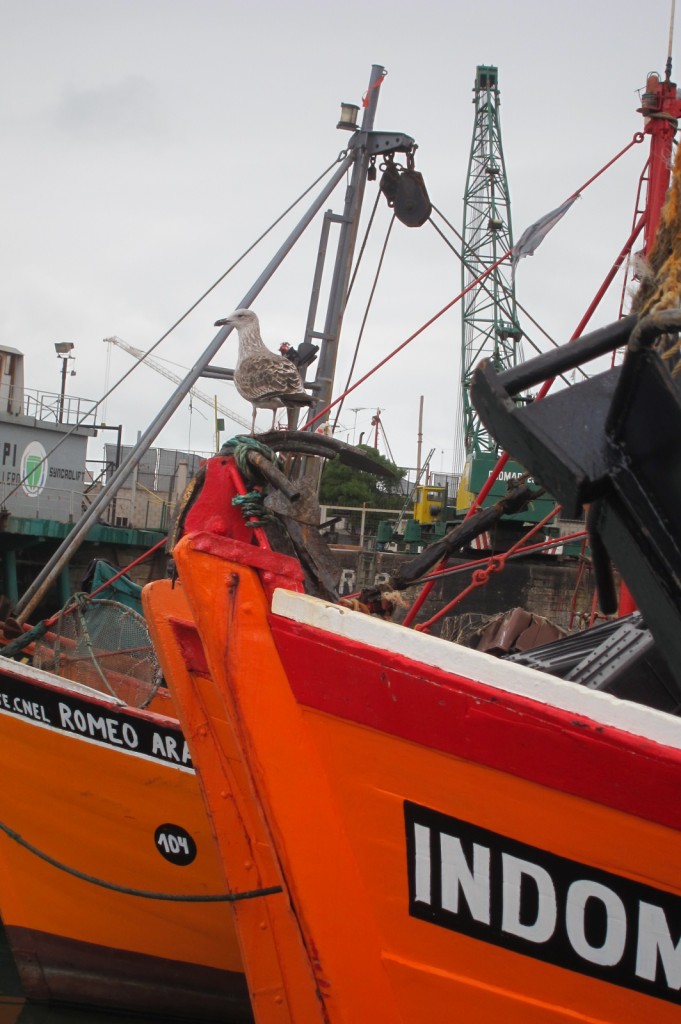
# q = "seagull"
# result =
<box><xmin>214</xmin><ymin>308</ymin><xmax>313</xmax><ymax>433</ymax></box>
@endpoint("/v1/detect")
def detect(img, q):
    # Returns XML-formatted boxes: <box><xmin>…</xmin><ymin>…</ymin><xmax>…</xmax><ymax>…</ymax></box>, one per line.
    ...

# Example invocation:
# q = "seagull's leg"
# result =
<box><xmin>251</xmin><ymin>406</ymin><xmax>257</xmax><ymax>435</ymax></box>
<box><xmin>271</xmin><ymin>409</ymin><xmax>277</xmax><ymax>430</ymax></box>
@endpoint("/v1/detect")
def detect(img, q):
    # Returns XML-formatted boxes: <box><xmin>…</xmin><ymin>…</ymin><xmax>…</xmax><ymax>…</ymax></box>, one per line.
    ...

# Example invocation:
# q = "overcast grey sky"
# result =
<box><xmin>1</xmin><ymin>0</ymin><xmax>676</xmax><ymax>474</ymax></box>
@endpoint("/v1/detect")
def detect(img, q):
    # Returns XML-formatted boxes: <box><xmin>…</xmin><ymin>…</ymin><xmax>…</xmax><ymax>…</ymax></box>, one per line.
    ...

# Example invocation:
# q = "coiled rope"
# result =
<box><xmin>220</xmin><ymin>435</ymin><xmax>282</xmax><ymax>476</ymax></box>
<box><xmin>221</xmin><ymin>435</ymin><xmax>283</xmax><ymax>526</ymax></box>
<box><xmin>633</xmin><ymin>140</ymin><xmax>681</xmax><ymax>374</ymax></box>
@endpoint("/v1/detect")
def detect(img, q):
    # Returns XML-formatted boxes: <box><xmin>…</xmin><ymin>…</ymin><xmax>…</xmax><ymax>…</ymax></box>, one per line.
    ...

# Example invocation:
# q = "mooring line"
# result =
<box><xmin>0</xmin><ymin>820</ymin><xmax>281</xmax><ymax>902</ymax></box>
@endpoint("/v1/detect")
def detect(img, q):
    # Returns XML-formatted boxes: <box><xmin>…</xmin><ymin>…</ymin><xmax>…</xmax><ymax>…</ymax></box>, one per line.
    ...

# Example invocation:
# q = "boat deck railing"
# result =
<box><xmin>22</xmin><ymin>388</ymin><xmax>98</xmax><ymax>427</ymax></box>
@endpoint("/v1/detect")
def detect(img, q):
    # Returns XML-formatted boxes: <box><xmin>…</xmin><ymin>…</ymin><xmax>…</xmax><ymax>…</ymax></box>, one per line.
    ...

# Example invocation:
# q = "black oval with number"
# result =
<box><xmin>154</xmin><ymin>823</ymin><xmax>197</xmax><ymax>865</ymax></box>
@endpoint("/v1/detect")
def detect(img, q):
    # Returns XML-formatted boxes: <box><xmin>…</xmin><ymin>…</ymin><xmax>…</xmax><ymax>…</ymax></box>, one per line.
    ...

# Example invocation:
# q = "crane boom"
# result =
<box><xmin>105</xmin><ymin>336</ymin><xmax>251</xmax><ymax>431</ymax></box>
<box><xmin>460</xmin><ymin>65</ymin><xmax>521</xmax><ymax>459</ymax></box>
<box><xmin>456</xmin><ymin>66</ymin><xmax>557</xmax><ymax>530</ymax></box>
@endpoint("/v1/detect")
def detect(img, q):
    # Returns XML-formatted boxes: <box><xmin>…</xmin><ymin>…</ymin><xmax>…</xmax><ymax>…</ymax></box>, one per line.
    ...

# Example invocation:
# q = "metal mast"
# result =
<box><xmin>16</xmin><ymin>63</ymin><xmax>418</xmax><ymax>623</ymax></box>
<box><xmin>460</xmin><ymin>65</ymin><xmax>520</xmax><ymax>458</ymax></box>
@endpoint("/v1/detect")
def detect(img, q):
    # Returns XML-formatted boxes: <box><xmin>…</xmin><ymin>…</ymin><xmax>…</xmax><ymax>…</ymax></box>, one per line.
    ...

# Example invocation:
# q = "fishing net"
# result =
<box><xmin>33</xmin><ymin>596</ymin><xmax>161</xmax><ymax>708</ymax></box>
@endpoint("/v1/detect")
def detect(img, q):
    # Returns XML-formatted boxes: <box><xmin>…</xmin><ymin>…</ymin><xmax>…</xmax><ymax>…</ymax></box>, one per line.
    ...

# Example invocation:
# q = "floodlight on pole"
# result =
<box><xmin>55</xmin><ymin>342</ymin><xmax>75</xmax><ymax>422</ymax></box>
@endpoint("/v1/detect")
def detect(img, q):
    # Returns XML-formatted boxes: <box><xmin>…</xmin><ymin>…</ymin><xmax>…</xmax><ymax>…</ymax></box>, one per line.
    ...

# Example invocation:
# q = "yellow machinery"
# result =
<box><xmin>413</xmin><ymin>485</ymin><xmax>447</xmax><ymax>526</ymax></box>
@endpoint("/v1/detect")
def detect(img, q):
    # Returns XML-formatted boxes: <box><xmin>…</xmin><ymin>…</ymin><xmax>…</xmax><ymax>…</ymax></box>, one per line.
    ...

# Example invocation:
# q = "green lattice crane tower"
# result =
<box><xmin>460</xmin><ymin>66</ymin><xmax>521</xmax><ymax>461</ymax></box>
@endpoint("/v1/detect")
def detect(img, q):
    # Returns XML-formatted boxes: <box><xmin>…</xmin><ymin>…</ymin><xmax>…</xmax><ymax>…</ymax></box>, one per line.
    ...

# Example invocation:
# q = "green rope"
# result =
<box><xmin>0</xmin><ymin>819</ymin><xmax>282</xmax><ymax>903</ymax></box>
<box><xmin>221</xmin><ymin>435</ymin><xmax>282</xmax><ymax>526</ymax></box>
<box><xmin>232</xmin><ymin>490</ymin><xmax>269</xmax><ymax>526</ymax></box>
<box><xmin>2</xmin><ymin>594</ymin><xmax>89</xmax><ymax>664</ymax></box>
<box><xmin>220</xmin><ymin>435</ymin><xmax>283</xmax><ymax>478</ymax></box>
<box><xmin>1</xmin><ymin>620</ymin><xmax>49</xmax><ymax>659</ymax></box>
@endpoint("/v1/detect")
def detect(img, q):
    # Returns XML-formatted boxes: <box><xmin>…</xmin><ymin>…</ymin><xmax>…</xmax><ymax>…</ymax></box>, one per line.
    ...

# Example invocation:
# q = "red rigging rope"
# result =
<box><xmin>305</xmin><ymin>134</ymin><xmax>645</xmax><ymax>443</ymax></box>
<box><xmin>87</xmin><ymin>536</ymin><xmax>168</xmax><ymax>601</ymax></box>
<box><xmin>414</xmin><ymin>504</ymin><xmax>563</xmax><ymax>634</ymax></box>
<box><xmin>1</xmin><ymin>536</ymin><xmax>168</xmax><ymax>657</ymax></box>
<box><xmin>340</xmin><ymin>529</ymin><xmax>587</xmax><ymax>606</ymax></box>
<box><xmin>415</xmin><ymin>529</ymin><xmax>587</xmax><ymax>586</ymax></box>
<box><xmin>470</xmin><ymin>140</ymin><xmax>646</xmax><ymax>507</ymax></box>
<box><xmin>386</xmin><ymin>135</ymin><xmax>644</xmax><ymax>628</ymax></box>
<box><xmin>303</xmin><ymin>252</ymin><xmax>511</xmax><ymax>434</ymax></box>
<box><xmin>570</xmin><ymin>133</ymin><xmax>644</xmax><ymax>199</ymax></box>
<box><xmin>401</xmin><ymin>213</ymin><xmax>646</xmax><ymax>629</ymax></box>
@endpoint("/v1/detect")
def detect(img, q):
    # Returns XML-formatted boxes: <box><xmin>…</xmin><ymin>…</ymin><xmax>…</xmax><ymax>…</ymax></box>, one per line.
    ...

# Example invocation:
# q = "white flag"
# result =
<box><xmin>511</xmin><ymin>195</ymin><xmax>580</xmax><ymax>278</ymax></box>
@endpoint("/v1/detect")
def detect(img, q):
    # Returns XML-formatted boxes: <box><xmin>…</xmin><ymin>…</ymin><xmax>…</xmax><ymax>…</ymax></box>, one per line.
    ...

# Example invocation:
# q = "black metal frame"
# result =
<box><xmin>471</xmin><ymin>310</ymin><xmax>681</xmax><ymax>694</ymax></box>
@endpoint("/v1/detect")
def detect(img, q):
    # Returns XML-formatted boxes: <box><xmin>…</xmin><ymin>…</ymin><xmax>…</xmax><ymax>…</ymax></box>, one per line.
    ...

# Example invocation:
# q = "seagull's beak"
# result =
<box><xmin>214</xmin><ymin>317</ymin><xmax>231</xmax><ymax>327</ymax></box>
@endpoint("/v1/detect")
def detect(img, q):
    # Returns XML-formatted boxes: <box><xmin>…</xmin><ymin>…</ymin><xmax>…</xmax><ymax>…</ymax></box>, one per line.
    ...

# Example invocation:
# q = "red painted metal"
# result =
<box><xmin>640</xmin><ymin>72</ymin><xmax>681</xmax><ymax>254</ymax></box>
<box><xmin>180</xmin><ymin>455</ymin><xmax>306</xmax><ymax>602</ymax></box>
<box><xmin>182</xmin><ymin>455</ymin><xmax>271</xmax><ymax>548</ymax></box>
<box><xmin>271</xmin><ymin>616</ymin><xmax>681</xmax><ymax>832</ymax></box>
<box><xmin>618</xmin><ymin>70</ymin><xmax>681</xmax><ymax>617</ymax></box>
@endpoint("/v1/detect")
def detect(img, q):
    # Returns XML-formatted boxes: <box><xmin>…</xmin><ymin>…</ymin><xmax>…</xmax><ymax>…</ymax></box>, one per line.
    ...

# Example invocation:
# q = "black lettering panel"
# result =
<box><xmin>405</xmin><ymin>801</ymin><xmax>681</xmax><ymax>1005</ymax></box>
<box><xmin>0</xmin><ymin>667</ymin><xmax>192</xmax><ymax>768</ymax></box>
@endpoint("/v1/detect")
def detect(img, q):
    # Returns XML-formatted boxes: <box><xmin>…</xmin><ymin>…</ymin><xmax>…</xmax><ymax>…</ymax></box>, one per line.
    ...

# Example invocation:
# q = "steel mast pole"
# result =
<box><xmin>15</xmin><ymin>152</ymin><xmax>355</xmax><ymax>623</ymax></box>
<box><xmin>309</xmin><ymin>64</ymin><xmax>386</xmax><ymax>422</ymax></box>
<box><xmin>58</xmin><ymin>355</ymin><xmax>68</xmax><ymax>423</ymax></box>
<box><xmin>460</xmin><ymin>65</ymin><xmax>519</xmax><ymax>462</ymax></box>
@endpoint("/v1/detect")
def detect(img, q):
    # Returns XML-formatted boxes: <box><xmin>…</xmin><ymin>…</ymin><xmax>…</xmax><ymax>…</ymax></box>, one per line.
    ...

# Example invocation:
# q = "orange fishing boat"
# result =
<box><xmin>142</xmin><ymin>56</ymin><xmax>681</xmax><ymax>1024</ymax></box>
<box><xmin>0</xmin><ymin>596</ymin><xmax>251</xmax><ymax>1021</ymax></box>
<box><xmin>145</xmin><ymin>432</ymin><xmax>681</xmax><ymax>1023</ymax></box>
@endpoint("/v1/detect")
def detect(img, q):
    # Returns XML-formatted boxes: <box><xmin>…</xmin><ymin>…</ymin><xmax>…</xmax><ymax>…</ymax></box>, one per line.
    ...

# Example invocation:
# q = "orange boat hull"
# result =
<box><xmin>154</xmin><ymin>504</ymin><xmax>681</xmax><ymax>1023</ymax></box>
<box><xmin>0</xmin><ymin>592</ymin><xmax>250</xmax><ymax>1022</ymax></box>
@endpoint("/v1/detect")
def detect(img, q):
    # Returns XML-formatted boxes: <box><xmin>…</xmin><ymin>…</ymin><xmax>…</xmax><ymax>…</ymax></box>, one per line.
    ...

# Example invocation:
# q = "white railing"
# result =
<box><xmin>319</xmin><ymin>504</ymin><xmax>409</xmax><ymax>549</ymax></box>
<box><xmin>22</xmin><ymin>388</ymin><xmax>99</xmax><ymax>427</ymax></box>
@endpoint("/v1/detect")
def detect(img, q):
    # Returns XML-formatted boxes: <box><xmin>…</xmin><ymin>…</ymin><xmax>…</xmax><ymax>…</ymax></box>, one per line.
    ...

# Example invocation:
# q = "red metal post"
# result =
<box><xmin>639</xmin><ymin>72</ymin><xmax>681</xmax><ymax>253</ymax></box>
<box><xmin>618</xmin><ymin>69</ymin><xmax>681</xmax><ymax>617</ymax></box>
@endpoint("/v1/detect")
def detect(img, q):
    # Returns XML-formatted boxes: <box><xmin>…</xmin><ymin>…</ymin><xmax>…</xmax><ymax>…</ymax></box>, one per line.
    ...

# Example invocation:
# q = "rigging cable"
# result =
<box><xmin>310</xmin><ymin>135</ymin><xmax>645</xmax><ymax>439</ymax></box>
<box><xmin>402</xmin><ymin>212</ymin><xmax>646</xmax><ymax>628</ymax></box>
<box><xmin>403</xmin><ymin>210</ymin><xmax>647</xmax><ymax>628</ymax></box>
<box><xmin>2</xmin><ymin>156</ymin><xmax>347</xmax><ymax>508</ymax></box>
<box><xmin>0</xmin><ymin>818</ymin><xmax>281</xmax><ymax>903</ymax></box>
<box><xmin>1</xmin><ymin>537</ymin><xmax>168</xmax><ymax>660</ymax></box>
<box><xmin>331</xmin><ymin>207</ymin><xmax>395</xmax><ymax>432</ymax></box>
<box><xmin>304</xmin><ymin>251</ymin><xmax>511</xmax><ymax>435</ymax></box>
<box><xmin>428</xmin><ymin>205</ymin><xmax>589</xmax><ymax>384</ymax></box>
<box><xmin>413</xmin><ymin>529</ymin><xmax>588</xmax><ymax>588</ymax></box>
<box><xmin>377</xmin><ymin>416</ymin><xmax>396</xmax><ymax>464</ymax></box>
<box><xmin>344</xmin><ymin>188</ymin><xmax>383</xmax><ymax>306</ymax></box>
<box><xmin>414</xmin><ymin>504</ymin><xmax>563</xmax><ymax>634</ymax></box>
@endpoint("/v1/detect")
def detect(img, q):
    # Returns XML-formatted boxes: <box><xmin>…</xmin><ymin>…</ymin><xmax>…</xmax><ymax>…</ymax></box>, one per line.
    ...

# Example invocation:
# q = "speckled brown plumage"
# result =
<box><xmin>214</xmin><ymin>308</ymin><xmax>312</xmax><ymax>432</ymax></box>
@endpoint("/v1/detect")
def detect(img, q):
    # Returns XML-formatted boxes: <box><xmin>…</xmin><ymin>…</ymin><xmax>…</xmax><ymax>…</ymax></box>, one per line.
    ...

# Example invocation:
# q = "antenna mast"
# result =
<box><xmin>460</xmin><ymin>65</ymin><xmax>521</xmax><ymax>461</ymax></box>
